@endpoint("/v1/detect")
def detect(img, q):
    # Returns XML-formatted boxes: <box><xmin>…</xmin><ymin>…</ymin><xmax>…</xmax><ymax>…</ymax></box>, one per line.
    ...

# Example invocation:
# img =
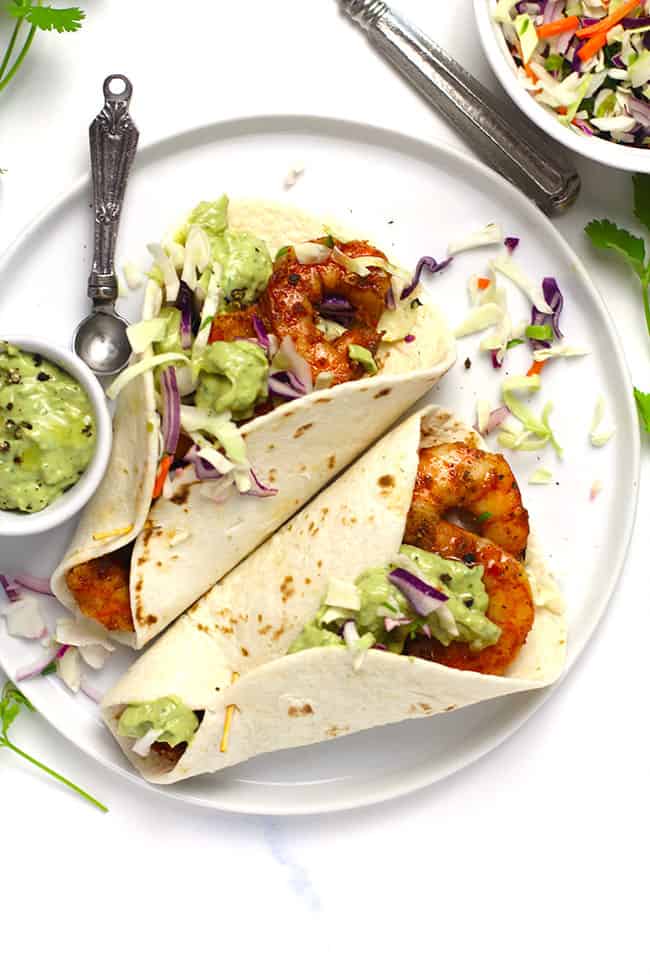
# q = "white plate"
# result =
<box><xmin>0</xmin><ymin>115</ymin><xmax>639</xmax><ymax>815</ymax></box>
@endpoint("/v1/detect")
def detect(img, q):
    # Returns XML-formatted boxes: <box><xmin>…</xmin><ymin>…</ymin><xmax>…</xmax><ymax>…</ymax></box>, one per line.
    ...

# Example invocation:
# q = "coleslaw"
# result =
<box><xmin>494</xmin><ymin>0</ymin><xmax>650</xmax><ymax>147</ymax></box>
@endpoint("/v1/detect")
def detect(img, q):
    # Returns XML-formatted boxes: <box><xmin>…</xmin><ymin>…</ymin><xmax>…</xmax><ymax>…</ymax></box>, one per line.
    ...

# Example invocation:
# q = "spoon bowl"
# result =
<box><xmin>73</xmin><ymin>305</ymin><xmax>132</xmax><ymax>376</ymax></box>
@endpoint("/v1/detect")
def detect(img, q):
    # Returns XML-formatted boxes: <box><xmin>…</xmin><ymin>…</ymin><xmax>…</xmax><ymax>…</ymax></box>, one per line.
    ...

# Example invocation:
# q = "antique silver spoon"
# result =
<box><xmin>338</xmin><ymin>0</ymin><xmax>580</xmax><ymax>214</ymax></box>
<box><xmin>73</xmin><ymin>74</ymin><xmax>139</xmax><ymax>376</ymax></box>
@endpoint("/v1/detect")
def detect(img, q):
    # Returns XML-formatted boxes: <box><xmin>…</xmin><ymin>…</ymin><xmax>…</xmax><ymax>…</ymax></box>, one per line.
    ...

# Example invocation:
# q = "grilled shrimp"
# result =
<box><xmin>403</xmin><ymin>442</ymin><xmax>533</xmax><ymax>675</ymax></box>
<box><xmin>209</xmin><ymin>239</ymin><xmax>392</xmax><ymax>386</ymax></box>
<box><xmin>406</xmin><ymin>442</ymin><xmax>529</xmax><ymax>558</ymax></box>
<box><xmin>66</xmin><ymin>551</ymin><xmax>134</xmax><ymax>632</ymax></box>
<box><xmin>208</xmin><ymin>307</ymin><xmax>260</xmax><ymax>344</ymax></box>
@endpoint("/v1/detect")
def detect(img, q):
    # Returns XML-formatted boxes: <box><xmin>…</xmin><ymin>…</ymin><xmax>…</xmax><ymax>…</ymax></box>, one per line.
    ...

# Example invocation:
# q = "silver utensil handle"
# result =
<box><xmin>340</xmin><ymin>0</ymin><xmax>580</xmax><ymax>214</ymax></box>
<box><xmin>88</xmin><ymin>74</ymin><xmax>139</xmax><ymax>302</ymax></box>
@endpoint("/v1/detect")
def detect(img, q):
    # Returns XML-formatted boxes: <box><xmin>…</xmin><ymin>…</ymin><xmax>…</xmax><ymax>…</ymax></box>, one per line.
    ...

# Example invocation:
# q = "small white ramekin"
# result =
<box><xmin>0</xmin><ymin>336</ymin><xmax>112</xmax><ymax>536</ymax></box>
<box><xmin>475</xmin><ymin>0</ymin><xmax>650</xmax><ymax>174</ymax></box>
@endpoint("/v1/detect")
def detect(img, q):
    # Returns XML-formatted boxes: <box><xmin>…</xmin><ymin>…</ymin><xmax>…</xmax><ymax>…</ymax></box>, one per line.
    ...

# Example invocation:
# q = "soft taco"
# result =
<box><xmin>101</xmin><ymin>405</ymin><xmax>567</xmax><ymax>783</ymax></box>
<box><xmin>51</xmin><ymin>196</ymin><xmax>455</xmax><ymax>648</ymax></box>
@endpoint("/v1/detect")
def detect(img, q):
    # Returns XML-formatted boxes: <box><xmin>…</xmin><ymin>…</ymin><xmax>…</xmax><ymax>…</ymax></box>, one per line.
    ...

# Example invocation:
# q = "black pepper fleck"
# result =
<box><xmin>37</xmin><ymin>372</ymin><xmax>51</xmax><ymax>382</ymax></box>
<box><xmin>440</xmin><ymin>573</ymin><xmax>452</xmax><ymax>585</ymax></box>
<box><xmin>464</xmin><ymin>597</ymin><xmax>474</xmax><ymax>608</ymax></box>
<box><xmin>462</xmin><ymin>553</ymin><xmax>476</xmax><ymax>566</ymax></box>
<box><xmin>464</xmin><ymin>358</ymin><xmax>471</xmax><ymax>370</ymax></box>
<box><xmin>288</xmin><ymin>273</ymin><xmax>300</xmax><ymax>285</ymax></box>
<box><xmin>0</xmin><ymin>441</ymin><xmax>9</xmax><ymax>453</ymax></box>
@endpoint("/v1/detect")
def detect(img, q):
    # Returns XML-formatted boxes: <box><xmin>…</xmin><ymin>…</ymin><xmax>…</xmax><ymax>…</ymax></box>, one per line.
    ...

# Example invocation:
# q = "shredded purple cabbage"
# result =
<box><xmin>175</xmin><ymin>281</ymin><xmax>198</xmax><ymax>342</ymax></box>
<box><xmin>268</xmin><ymin>372</ymin><xmax>304</xmax><ymax>400</ymax></box>
<box><xmin>504</xmin><ymin>236</ymin><xmax>520</xmax><ymax>254</ymax></box>
<box><xmin>0</xmin><ymin>574</ymin><xmax>21</xmax><ymax>602</ymax></box>
<box><xmin>184</xmin><ymin>445</ymin><xmax>223</xmax><ymax>481</ymax></box>
<box><xmin>388</xmin><ymin>567</ymin><xmax>448</xmax><ymax>618</ymax></box>
<box><xmin>529</xmin><ymin>276</ymin><xmax>564</xmax><ymax>351</ymax></box>
<box><xmin>246</xmin><ymin>469</ymin><xmax>278</xmax><ymax>498</ymax></box>
<box><xmin>318</xmin><ymin>295</ymin><xmax>355</xmax><ymax>325</ymax></box>
<box><xmin>252</xmin><ymin>314</ymin><xmax>271</xmax><ymax>354</ymax></box>
<box><xmin>400</xmin><ymin>256</ymin><xmax>452</xmax><ymax>300</ymax></box>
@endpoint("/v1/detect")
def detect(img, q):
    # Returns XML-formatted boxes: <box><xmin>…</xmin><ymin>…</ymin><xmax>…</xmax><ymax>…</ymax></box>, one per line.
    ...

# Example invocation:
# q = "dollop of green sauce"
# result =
<box><xmin>177</xmin><ymin>195</ymin><xmax>272</xmax><ymax>309</ymax></box>
<box><xmin>212</xmin><ymin>229</ymin><xmax>273</xmax><ymax>308</ymax></box>
<box><xmin>287</xmin><ymin>544</ymin><xmax>501</xmax><ymax>656</ymax></box>
<box><xmin>195</xmin><ymin>340</ymin><xmax>269</xmax><ymax>419</ymax></box>
<box><xmin>0</xmin><ymin>343</ymin><xmax>97</xmax><ymax>513</ymax></box>
<box><xmin>118</xmin><ymin>695</ymin><xmax>199</xmax><ymax>748</ymax></box>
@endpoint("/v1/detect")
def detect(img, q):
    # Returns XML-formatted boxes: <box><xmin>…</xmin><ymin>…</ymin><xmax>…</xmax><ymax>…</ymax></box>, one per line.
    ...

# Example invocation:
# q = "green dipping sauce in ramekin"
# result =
<box><xmin>0</xmin><ymin>342</ymin><xmax>97</xmax><ymax>513</ymax></box>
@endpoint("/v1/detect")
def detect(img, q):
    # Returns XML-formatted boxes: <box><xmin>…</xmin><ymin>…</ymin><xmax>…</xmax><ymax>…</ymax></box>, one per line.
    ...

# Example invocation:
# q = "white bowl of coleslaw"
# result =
<box><xmin>475</xmin><ymin>0</ymin><xmax>650</xmax><ymax>173</ymax></box>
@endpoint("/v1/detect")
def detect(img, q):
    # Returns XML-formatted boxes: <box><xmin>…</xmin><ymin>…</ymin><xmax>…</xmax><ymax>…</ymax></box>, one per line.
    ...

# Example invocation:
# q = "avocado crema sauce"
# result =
<box><xmin>0</xmin><ymin>343</ymin><xmax>97</xmax><ymax>513</ymax></box>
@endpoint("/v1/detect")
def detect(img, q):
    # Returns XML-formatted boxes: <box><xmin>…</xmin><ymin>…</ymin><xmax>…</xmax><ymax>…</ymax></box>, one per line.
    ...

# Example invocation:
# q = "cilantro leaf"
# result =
<box><xmin>634</xmin><ymin>387</ymin><xmax>650</xmax><ymax>433</ymax></box>
<box><xmin>6</xmin><ymin>3</ymin><xmax>85</xmax><ymax>33</ymax></box>
<box><xmin>0</xmin><ymin>679</ymin><xmax>107</xmax><ymax>812</ymax></box>
<box><xmin>633</xmin><ymin>174</ymin><xmax>650</xmax><ymax>235</ymax></box>
<box><xmin>0</xmin><ymin>681</ymin><xmax>34</xmax><ymax>736</ymax></box>
<box><xmin>585</xmin><ymin>219</ymin><xmax>647</xmax><ymax>281</ymax></box>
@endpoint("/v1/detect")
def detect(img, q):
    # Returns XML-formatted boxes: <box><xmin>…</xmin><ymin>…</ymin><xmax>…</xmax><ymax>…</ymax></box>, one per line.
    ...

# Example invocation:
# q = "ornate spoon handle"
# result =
<box><xmin>87</xmin><ymin>75</ymin><xmax>139</xmax><ymax>302</ymax></box>
<box><xmin>339</xmin><ymin>0</ymin><xmax>580</xmax><ymax>214</ymax></box>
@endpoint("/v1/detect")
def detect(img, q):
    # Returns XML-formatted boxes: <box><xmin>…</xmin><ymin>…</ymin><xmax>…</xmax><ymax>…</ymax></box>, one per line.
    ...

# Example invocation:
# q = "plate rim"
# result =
<box><xmin>0</xmin><ymin>113</ymin><xmax>641</xmax><ymax>815</ymax></box>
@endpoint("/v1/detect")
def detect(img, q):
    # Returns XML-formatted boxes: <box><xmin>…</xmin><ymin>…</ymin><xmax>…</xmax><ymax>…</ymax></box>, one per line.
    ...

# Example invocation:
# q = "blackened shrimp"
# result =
<box><xmin>403</xmin><ymin>442</ymin><xmax>534</xmax><ymax>675</ymax></box>
<box><xmin>257</xmin><ymin>239</ymin><xmax>392</xmax><ymax>385</ymax></box>
<box><xmin>406</xmin><ymin>442</ymin><xmax>529</xmax><ymax>558</ymax></box>
<box><xmin>208</xmin><ymin>239</ymin><xmax>392</xmax><ymax>385</ymax></box>
<box><xmin>66</xmin><ymin>550</ymin><xmax>134</xmax><ymax>632</ymax></box>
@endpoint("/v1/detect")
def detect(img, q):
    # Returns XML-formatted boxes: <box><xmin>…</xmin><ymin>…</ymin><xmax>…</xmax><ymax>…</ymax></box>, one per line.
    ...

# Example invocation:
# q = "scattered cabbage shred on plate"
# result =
<box><xmin>494</xmin><ymin>0</ymin><xmax>650</xmax><ymax>146</ymax></box>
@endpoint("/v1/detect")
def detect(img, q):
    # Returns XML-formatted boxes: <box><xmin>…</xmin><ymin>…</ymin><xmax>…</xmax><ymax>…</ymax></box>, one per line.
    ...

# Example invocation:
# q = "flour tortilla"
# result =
<box><xmin>51</xmin><ymin>199</ymin><xmax>456</xmax><ymax>649</ymax></box>
<box><xmin>102</xmin><ymin>405</ymin><xmax>567</xmax><ymax>783</ymax></box>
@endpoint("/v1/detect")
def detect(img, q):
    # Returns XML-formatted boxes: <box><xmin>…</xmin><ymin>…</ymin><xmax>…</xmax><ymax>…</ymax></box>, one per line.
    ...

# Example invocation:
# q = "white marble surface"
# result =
<box><xmin>0</xmin><ymin>1</ymin><xmax>648</xmax><ymax>970</ymax></box>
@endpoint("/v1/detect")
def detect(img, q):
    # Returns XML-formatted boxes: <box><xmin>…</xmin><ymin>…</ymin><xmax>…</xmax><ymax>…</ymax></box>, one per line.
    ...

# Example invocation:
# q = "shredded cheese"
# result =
<box><xmin>92</xmin><ymin>524</ymin><xmax>134</xmax><ymax>542</ymax></box>
<box><xmin>220</xmin><ymin>672</ymin><xmax>240</xmax><ymax>753</ymax></box>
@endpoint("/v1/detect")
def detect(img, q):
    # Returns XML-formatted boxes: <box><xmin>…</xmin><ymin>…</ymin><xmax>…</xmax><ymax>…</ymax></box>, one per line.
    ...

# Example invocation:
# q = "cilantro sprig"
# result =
<box><xmin>0</xmin><ymin>680</ymin><xmax>107</xmax><ymax>812</ymax></box>
<box><xmin>586</xmin><ymin>174</ymin><xmax>650</xmax><ymax>436</ymax></box>
<box><xmin>0</xmin><ymin>2</ymin><xmax>84</xmax><ymax>93</ymax></box>
<box><xmin>585</xmin><ymin>174</ymin><xmax>650</xmax><ymax>340</ymax></box>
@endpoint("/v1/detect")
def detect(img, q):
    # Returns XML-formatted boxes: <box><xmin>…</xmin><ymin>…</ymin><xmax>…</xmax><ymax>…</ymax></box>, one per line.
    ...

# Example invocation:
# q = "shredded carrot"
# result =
<box><xmin>527</xmin><ymin>360</ymin><xmax>547</xmax><ymax>378</ymax></box>
<box><xmin>152</xmin><ymin>454</ymin><xmax>172</xmax><ymax>500</ymax></box>
<box><xmin>575</xmin><ymin>0</ymin><xmax>639</xmax><ymax>38</ymax></box>
<box><xmin>524</xmin><ymin>63</ymin><xmax>539</xmax><ymax>83</ymax></box>
<box><xmin>536</xmin><ymin>15</ymin><xmax>579</xmax><ymax>39</ymax></box>
<box><xmin>477</xmin><ymin>277</ymin><xmax>491</xmax><ymax>290</ymax></box>
<box><xmin>557</xmin><ymin>106</ymin><xmax>568</xmax><ymax>116</ymax></box>
<box><xmin>523</xmin><ymin>62</ymin><xmax>542</xmax><ymax>93</ymax></box>
<box><xmin>577</xmin><ymin>32</ymin><xmax>608</xmax><ymax>62</ymax></box>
